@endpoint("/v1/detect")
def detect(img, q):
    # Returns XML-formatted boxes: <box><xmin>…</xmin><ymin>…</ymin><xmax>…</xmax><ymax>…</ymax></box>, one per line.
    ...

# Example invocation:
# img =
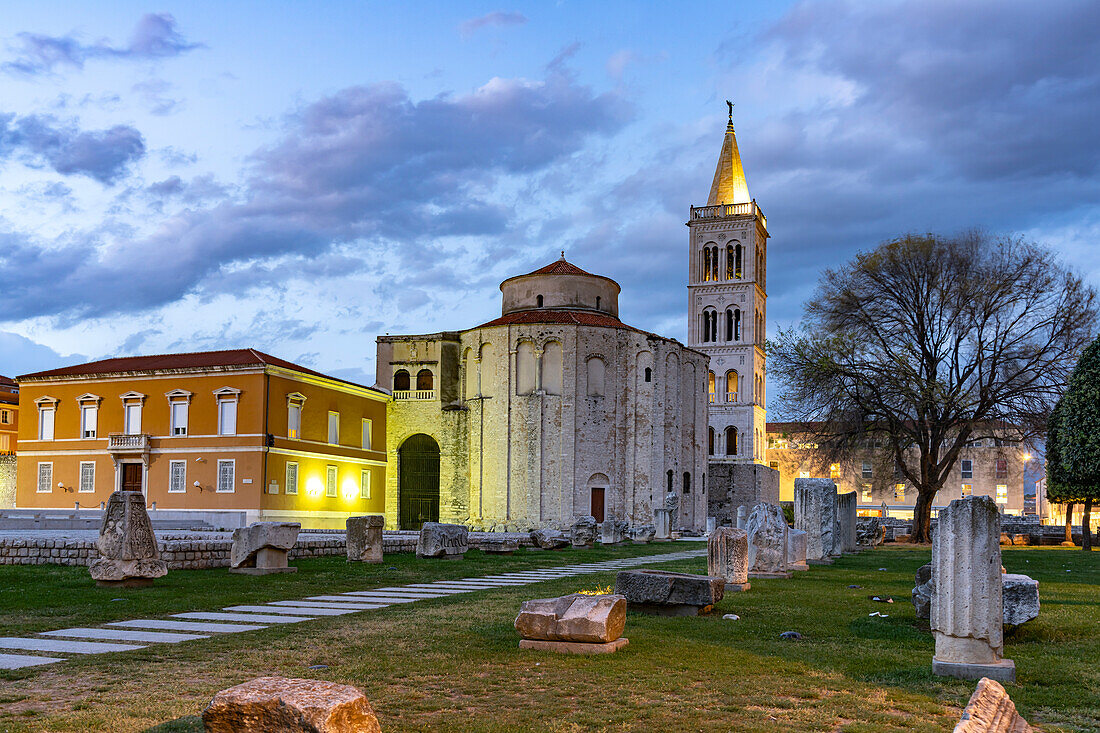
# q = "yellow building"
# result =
<box><xmin>16</xmin><ymin>349</ymin><xmax>387</xmax><ymax>528</ymax></box>
<box><xmin>0</xmin><ymin>375</ymin><xmax>17</xmax><ymax>508</ymax></box>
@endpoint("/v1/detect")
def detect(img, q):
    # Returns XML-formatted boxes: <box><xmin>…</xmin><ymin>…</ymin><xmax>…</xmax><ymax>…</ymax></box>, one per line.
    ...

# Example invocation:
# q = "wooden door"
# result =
<box><xmin>122</xmin><ymin>464</ymin><xmax>143</xmax><ymax>493</ymax></box>
<box><xmin>590</xmin><ymin>487</ymin><xmax>605</xmax><ymax>523</ymax></box>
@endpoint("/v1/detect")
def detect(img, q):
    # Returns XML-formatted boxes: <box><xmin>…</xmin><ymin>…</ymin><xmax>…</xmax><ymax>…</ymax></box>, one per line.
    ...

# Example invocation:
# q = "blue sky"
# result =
<box><xmin>1</xmin><ymin>1</ymin><xmax>1098</xmax><ymax>401</ymax></box>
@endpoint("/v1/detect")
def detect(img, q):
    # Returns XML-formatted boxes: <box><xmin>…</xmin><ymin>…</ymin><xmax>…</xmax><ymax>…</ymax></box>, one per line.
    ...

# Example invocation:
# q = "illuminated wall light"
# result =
<box><xmin>342</xmin><ymin>478</ymin><xmax>359</xmax><ymax>500</ymax></box>
<box><xmin>306</xmin><ymin>476</ymin><xmax>324</xmax><ymax>497</ymax></box>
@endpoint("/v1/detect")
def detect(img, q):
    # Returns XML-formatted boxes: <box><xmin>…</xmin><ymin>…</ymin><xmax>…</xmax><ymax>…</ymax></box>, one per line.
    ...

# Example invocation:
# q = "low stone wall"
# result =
<box><xmin>0</xmin><ymin>530</ymin><xmax>534</xmax><ymax>569</ymax></box>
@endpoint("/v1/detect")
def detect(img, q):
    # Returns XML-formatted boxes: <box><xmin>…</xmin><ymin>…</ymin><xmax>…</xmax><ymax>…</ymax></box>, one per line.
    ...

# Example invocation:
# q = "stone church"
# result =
<box><xmin>376</xmin><ymin>259</ymin><xmax>710</xmax><ymax>532</ymax></box>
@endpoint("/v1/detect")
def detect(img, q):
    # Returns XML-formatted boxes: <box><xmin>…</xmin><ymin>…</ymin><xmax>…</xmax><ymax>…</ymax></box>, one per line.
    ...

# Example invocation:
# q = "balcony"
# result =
<box><xmin>108</xmin><ymin>433</ymin><xmax>150</xmax><ymax>454</ymax></box>
<box><xmin>690</xmin><ymin>201</ymin><xmax>766</xmax><ymax>229</ymax></box>
<box><xmin>393</xmin><ymin>390</ymin><xmax>436</xmax><ymax>401</ymax></box>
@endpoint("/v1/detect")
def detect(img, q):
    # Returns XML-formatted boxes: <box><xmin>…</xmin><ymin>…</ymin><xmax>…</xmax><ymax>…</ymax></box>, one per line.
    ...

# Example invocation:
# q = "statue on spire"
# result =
<box><xmin>726</xmin><ymin>100</ymin><xmax>733</xmax><ymax>123</ymax></box>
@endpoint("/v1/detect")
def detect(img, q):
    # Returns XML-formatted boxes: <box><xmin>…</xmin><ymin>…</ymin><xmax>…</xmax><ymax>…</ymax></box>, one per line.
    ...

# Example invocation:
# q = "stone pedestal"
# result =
<box><xmin>786</xmin><ymin>528</ymin><xmax>808</xmax><ymax>571</ymax></box>
<box><xmin>837</xmin><ymin>491</ymin><xmax>858</xmax><ymax>553</ymax></box>
<box><xmin>416</xmin><ymin>522</ymin><xmax>469</xmax><ymax>559</ymax></box>
<box><xmin>931</xmin><ymin>496</ymin><xmax>1014</xmax><ymax>683</ymax></box>
<box><xmin>653</xmin><ymin>510</ymin><xmax>671</xmax><ymax>541</ymax></box>
<box><xmin>746</xmin><ymin>502</ymin><xmax>791</xmax><ymax>579</ymax></box>
<box><xmin>89</xmin><ymin>491</ymin><xmax>168</xmax><ymax>587</ymax></box>
<box><xmin>346</xmin><ymin>515</ymin><xmax>384</xmax><ymax>564</ymax></box>
<box><xmin>707</xmin><ymin>527</ymin><xmax>750</xmax><ymax>591</ymax></box>
<box><xmin>229</xmin><ymin>522</ymin><xmax>300</xmax><ymax>575</ymax></box>
<box><xmin>600</xmin><ymin>518</ymin><xmax>629</xmax><ymax>546</ymax></box>
<box><xmin>794</xmin><ymin>478</ymin><xmax>838</xmax><ymax>561</ymax></box>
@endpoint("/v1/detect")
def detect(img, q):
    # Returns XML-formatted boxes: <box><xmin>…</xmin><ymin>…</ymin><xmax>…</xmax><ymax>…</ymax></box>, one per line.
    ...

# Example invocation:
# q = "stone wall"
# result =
<box><xmin>0</xmin><ymin>530</ymin><xmax>534</xmax><ymax>569</ymax></box>
<box><xmin>707</xmin><ymin>463</ymin><xmax>780</xmax><ymax>526</ymax></box>
<box><xmin>0</xmin><ymin>456</ymin><xmax>15</xmax><ymax>509</ymax></box>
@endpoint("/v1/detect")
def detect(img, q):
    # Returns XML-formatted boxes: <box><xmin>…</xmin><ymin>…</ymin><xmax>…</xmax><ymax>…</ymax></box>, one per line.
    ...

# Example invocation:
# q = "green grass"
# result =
<box><xmin>0</xmin><ymin>545</ymin><xmax>1096</xmax><ymax>732</ymax></box>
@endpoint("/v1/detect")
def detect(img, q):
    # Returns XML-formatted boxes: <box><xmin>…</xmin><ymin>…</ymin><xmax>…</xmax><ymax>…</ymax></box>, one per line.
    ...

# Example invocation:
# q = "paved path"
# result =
<box><xmin>0</xmin><ymin>548</ymin><xmax>705</xmax><ymax>670</ymax></box>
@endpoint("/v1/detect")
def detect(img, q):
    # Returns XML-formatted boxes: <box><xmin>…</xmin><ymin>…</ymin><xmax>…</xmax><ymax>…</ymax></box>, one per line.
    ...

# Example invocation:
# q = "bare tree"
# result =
<box><xmin>772</xmin><ymin>232</ymin><xmax>1098</xmax><ymax>542</ymax></box>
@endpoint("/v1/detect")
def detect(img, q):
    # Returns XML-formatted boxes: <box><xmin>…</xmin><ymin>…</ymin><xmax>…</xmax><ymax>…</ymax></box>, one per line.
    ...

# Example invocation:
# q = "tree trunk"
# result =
<box><xmin>1065</xmin><ymin>502</ymin><xmax>1075</xmax><ymax>544</ymax></box>
<box><xmin>1083</xmin><ymin>497</ymin><xmax>1093</xmax><ymax>552</ymax></box>
<box><xmin>911</xmin><ymin>489</ymin><xmax>935</xmax><ymax>543</ymax></box>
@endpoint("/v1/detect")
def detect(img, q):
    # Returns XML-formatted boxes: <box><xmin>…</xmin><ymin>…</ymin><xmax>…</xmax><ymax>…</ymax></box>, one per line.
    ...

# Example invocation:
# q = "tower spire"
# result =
<box><xmin>707</xmin><ymin>102</ymin><xmax>751</xmax><ymax>206</ymax></box>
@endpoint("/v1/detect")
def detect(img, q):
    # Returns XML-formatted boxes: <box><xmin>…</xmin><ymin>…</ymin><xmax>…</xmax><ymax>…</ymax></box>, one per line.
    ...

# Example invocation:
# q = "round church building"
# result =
<box><xmin>375</xmin><ymin>256</ymin><xmax>709</xmax><ymax>533</ymax></box>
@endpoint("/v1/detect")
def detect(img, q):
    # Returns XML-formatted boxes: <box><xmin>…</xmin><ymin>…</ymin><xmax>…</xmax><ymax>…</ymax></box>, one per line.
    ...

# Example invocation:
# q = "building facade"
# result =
<box><xmin>376</xmin><ymin>258</ymin><xmax>710</xmax><ymax>532</ymax></box>
<box><xmin>688</xmin><ymin>107</ymin><xmax>769</xmax><ymax>466</ymax></box>
<box><xmin>766</xmin><ymin>422</ymin><xmax>1028</xmax><ymax>517</ymax></box>
<box><xmin>16</xmin><ymin>349</ymin><xmax>387</xmax><ymax>528</ymax></box>
<box><xmin>0</xmin><ymin>375</ymin><xmax>17</xmax><ymax>507</ymax></box>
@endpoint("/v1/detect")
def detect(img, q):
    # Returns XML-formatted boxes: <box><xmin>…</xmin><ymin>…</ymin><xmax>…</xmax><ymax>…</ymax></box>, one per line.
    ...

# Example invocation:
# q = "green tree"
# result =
<box><xmin>1046</xmin><ymin>335</ymin><xmax>1100</xmax><ymax>550</ymax></box>
<box><xmin>773</xmin><ymin>232</ymin><xmax>1098</xmax><ymax>542</ymax></box>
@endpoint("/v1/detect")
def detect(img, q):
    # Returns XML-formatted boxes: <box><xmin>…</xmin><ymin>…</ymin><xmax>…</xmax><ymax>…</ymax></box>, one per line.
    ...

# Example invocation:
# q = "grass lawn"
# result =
<box><xmin>0</xmin><ymin>544</ymin><xmax>1096</xmax><ymax>732</ymax></box>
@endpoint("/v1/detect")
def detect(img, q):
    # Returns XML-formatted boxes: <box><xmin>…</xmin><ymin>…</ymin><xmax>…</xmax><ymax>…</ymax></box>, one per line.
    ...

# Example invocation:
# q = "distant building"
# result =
<box><xmin>16</xmin><ymin>349</ymin><xmax>387</xmax><ymax>528</ymax></box>
<box><xmin>766</xmin><ymin>422</ymin><xmax>1027</xmax><ymax>517</ymax></box>
<box><xmin>376</xmin><ymin>257</ymin><xmax>709</xmax><ymax>532</ymax></box>
<box><xmin>0</xmin><ymin>375</ymin><xmax>17</xmax><ymax>507</ymax></box>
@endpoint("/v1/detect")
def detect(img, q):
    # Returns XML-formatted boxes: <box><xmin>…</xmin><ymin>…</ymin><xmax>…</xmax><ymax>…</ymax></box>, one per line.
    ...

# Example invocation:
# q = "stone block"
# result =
<box><xmin>570</xmin><ymin>516</ymin><xmax>597</xmax><ymax>548</ymax></box>
<box><xmin>954</xmin><ymin>677</ymin><xmax>1032</xmax><ymax>732</ymax></box>
<box><xmin>746</xmin><ymin>502</ymin><xmax>789</xmax><ymax>576</ymax></box>
<box><xmin>794</xmin><ymin>478</ymin><xmax>838</xmax><ymax>560</ymax></box>
<box><xmin>202</xmin><ymin>676</ymin><xmax>381</xmax><ymax>733</ymax></box>
<box><xmin>416</xmin><ymin>522</ymin><xmax>468</xmax><ymax>559</ymax></box>
<box><xmin>530</xmin><ymin>528</ymin><xmax>569</xmax><ymax>550</ymax></box>
<box><xmin>89</xmin><ymin>490</ymin><xmax>168</xmax><ymax>586</ymax></box>
<box><xmin>1002</xmin><ymin>574</ymin><xmax>1039</xmax><ymax>627</ymax></box>
<box><xmin>913</xmin><ymin>562</ymin><xmax>934</xmax><ymax>620</ymax></box>
<box><xmin>707</xmin><ymin>527</ymin><xmax>749</xmax><ymax>590</ymax></box>
<box><xmin>856</xmin><ymin>517</ymin><xmax>885</xmax><ymax>548</ymax></box>
<box><xmin>631</xmin><ymin>525</ymin><xmax>655</xmax><ymax>544</ymax></box>
<box><xmin>837</xmin><ymin>491</ymin><xmax>858</xmax><ymax>553</ymax></box>
<box><xmin>654</xmin><ymin>510</ymin><xmax>671</xmax><ymax>540</ymax></box>
<box><xmin>600</xmin><ymin>518</ymin><xmax>630</xmax><ymax>545</ymax></box>
<box><xmin>614</xmin><ymin>569</ymin><xmax>724</xmax><ymax>616</ymax></box>
<box><xmin>229</xmin><ymin>522</ymin><xmax>300</xmax><ymax>574</ymax></box>
<box><xmin>787</xmin><ymin>528</ymin><xmax>808</xmax><ymax>571</ymax></box>
<box><xmin>514</xmin><ymin>593</ymin><xmax>626</xmax><ymax>643</ymax></box>
<box><xmin>346</xmin><ymin>515</ymin><xmax>384</xmax><ymax>564</ymax></box>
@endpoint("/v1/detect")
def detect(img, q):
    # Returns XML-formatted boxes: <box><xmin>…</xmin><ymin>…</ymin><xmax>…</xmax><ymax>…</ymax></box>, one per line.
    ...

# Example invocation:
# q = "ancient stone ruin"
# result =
<box><xmin>746</xmin><ymin>502</ymin><xmax>790</xmax><ymax>578</ymax></box>
<box><xmin>794</xmin><ymin>478</ymin><xmax>838</xmax><ymax>562</ymax></box>
<box><xmin>837</xmin><ymin>490</ymin><xmax>858</xmax><ymax>553</ymax></box>
<box><xmin>416</xmin><ymin>522</ymin><xmax>469</xmax><ymax>559</ymax></box>
<box><xmin>570</xmin><ymin>516</ymin><xmax>598</xmax><ymax>548</ymax></box>
<box><xmin>514</xmin><ymin>593</ymin><xmax>628</xmax><ymax>654</ymax></box>
<box><xmin>954</xmin><ymin>677</ymin><xmax>1032</xmax><ymax>732</ymax></box>
<box><xmin>931</xmin><ymin>496</ymin><xmax>1015</xmax><ymax>682</ymax></box>
<box><xmin>530</xmin><ymin>528</ymin><xmax>570</xmax><ymax>549</ymax></box>
<box><xmin>202</xmin><ymin>676</ymin><xmax>381</xmax><ymax>733</ymax></box>
<box><xmin>707</xmin><ymin>527</ymin><xmax>750</xmax><ymax>591</ymax></box>
<box><xmin>229</xmin><ymin>522</ymin><xmax>301</xmax><ymax>575</ymax></box>
<box><xmin>614</xmin><ymin>569</ymin><xmax>725</xmax><ymax>616</ymax></box>
<box><xmin>346</xmin><ymin>515</ymin><xmax>384</xmax><ymax>564</ymax></box>
<box><xmin>600</xmin><ymin>518</ymin><xmax>630</xmax><ymax>546</ymax></box>
<box><xmin>89</xmin><ymin>490</ymin><xmax>168</xmax><ymax>587</ymax></box>
<box><xmin>787</xmin><ymin>528</ymin><xmax>809</xmax><ymax>571</ymax></box>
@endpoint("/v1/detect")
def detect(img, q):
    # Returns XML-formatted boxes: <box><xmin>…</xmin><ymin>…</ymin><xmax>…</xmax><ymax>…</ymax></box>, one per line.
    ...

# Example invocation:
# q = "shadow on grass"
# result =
<box><xmin>143</xmin><ymin>716</ymin><xmax>202</xmax><ymax>732</ymax></box>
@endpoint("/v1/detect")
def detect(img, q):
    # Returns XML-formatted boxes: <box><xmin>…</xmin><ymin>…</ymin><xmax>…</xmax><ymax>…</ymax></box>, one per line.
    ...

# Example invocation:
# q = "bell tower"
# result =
<box><xmin>687</xmin><ymin>103</ymin><xmax>768</xmax><ymax>465</ymax></box>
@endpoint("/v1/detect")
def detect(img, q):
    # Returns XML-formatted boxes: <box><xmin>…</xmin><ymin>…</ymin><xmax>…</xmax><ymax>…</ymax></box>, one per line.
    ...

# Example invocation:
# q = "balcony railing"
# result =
<box><xmin>690</xmin><ymin>201</ymin><xmax>766</xmax><ymax>229</ymax></box>
<box><xmin>393</xmin><ymin>390</ymin><xmax>436</xmax><ymax>401</ymax></box>
<box><xmin>108</xmin><ymin>433</ymin><xmax>150</xmax><ymax>452</ymax></box>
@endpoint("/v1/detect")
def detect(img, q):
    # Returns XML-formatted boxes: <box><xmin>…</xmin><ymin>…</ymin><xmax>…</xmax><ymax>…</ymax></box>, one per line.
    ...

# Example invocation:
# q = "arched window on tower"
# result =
<box><xmin>734</xmin><ymin>309</ymin><xmax>742</xmax><ymax>341</ymax></box>
<box><xmin>702</xmin><ymin>309</ymin><xmax>718</xmax><ymax>343</ymax></box>
<box><xmin>726</xmin><ymin>245</ymin><xmax>735</xmax><ymax>280</ymax></box>
<box><xmin>644</xmin><ymin>367</ymin><xmax>652</xmax><ymax>383</ymax></box>
<box><xmin>393</xmin><ymin>369</ymin><xmax>410</xmax><ymax>392</ymax></box>
<box><xmin>712</xmin><ymin>247</ymin><xmax>720</xmax><ymax>281</ymax></box>
<box><xmin>702</xmin><ymin>247</ymin><xmax>712</xmax><ymax>282</ymax></box>
<box><xmin>725</xmin><ymin>370</ymin><xmax>738</xmax><ymax>403</ymax></box>
<box><xmin>710</xmin><ymin>310</ymin><xmax>718</xmax><ymax>342</ymax></box>
<box><xmin>725</xmin><ymin>308</ymin><xmax>734</xmax><ymax>341</ymax></box>
<box><xmin>735</xmin><ymin>243</ymin><xmax>743</xmax><ymax>279</ymax></box>
<box><xmin>707</xmin><ymin>371</ymin><xmax>715</xmax><ymax>403</ymax></box>
<box><xmin>726</xmin><ymin>426</ymin><xmax>738</xmax><ymax>456</ymax></box>
<box><xmin>708</xmin><ymin>427</ymin><xmax>715</xmax><ymax>456</ymax></box>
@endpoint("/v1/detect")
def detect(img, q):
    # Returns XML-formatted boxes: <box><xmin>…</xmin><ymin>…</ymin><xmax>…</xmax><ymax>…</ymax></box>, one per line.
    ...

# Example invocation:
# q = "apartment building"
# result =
<box><xmin>0</xmin><ymin>375</ymin><xmax>16</xmax><ymax>507</ymax></box>
<box><xmin>16</xmin><ymin>349</ymin><xmax>387</xmax><ymax>528</ymax></box>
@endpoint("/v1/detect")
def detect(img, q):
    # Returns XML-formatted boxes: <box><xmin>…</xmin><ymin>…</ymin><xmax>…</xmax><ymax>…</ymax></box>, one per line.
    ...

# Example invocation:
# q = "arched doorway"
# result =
<box><xmin>399</xmin><ymin>434</ymin><xmax>440</xmax><ymax>530</ymax></box>
<box><xmin>587</xmin><ymin>473</ymin><xmax>609</xmax><ymax>523</ymax></box>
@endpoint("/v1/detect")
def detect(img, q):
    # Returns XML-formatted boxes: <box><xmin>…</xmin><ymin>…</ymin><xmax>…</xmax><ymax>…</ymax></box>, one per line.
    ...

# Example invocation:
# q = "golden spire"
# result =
<box><xmin>707</xmin><ymin>101</ymin><xmax>751</xmax><ymax>206</ymax></box>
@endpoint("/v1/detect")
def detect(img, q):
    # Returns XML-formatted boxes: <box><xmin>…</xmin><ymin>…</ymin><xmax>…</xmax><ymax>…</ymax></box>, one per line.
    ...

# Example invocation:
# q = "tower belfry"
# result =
<box><xmin>687</xmin><ymin>105</ymin><xmax>768</xmax><ymax>465</ymax></box>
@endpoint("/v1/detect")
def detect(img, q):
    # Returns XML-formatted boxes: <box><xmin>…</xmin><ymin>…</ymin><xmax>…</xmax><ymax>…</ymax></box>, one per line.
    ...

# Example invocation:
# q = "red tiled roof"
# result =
<box><xmin>16</xmin><ymin>348</ymin><xmax>380</xmax><ymax>393</ymax></box>
<box><xmin>526</xmin><ymin>259</ymin><xmax>597</xmax><ymax>277</ymax></box>
<box><xmin>0</xmin><ymin>375</ymin><xmax>15</xmax><ymax>388</ymax></box>
<box><xmin>0</xmin><ymin>392</ymin><xmax>16</xmax><ymax>405</ymax></box>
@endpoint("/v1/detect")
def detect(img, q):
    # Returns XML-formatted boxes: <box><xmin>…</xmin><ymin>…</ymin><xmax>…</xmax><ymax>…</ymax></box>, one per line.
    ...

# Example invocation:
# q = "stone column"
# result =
<box><xmin>654</xmin><ymin>510</ymin><xmax>671</xmax><ymax>541</ymax></box>
<box><xmin>746</xmin><ymin>502</ymin><xmax>790</xmax><ymax>578</ymax></box>
<box><xmin>707</xmin><ymin>527</ymin><xmax>750</xmax><ymax>591</ymax></box>
<box><xmin>931</xmin><ymin>495</ymin><xmax>1014</xmax><ymax>683</ymax></box>
<box><xmin>735</xmin><ymin>505</ymin><xmax>747</xmax><ymax>530</ymax></box>
<box><xmin>794</xmin><ymin>478</ymin><xmax>838</xmax><ymax>562</ymax></box>
<box><xmin>837</xmin><ymin>491</ymin><xmax>858</xmax><ymax>553</ymax></box>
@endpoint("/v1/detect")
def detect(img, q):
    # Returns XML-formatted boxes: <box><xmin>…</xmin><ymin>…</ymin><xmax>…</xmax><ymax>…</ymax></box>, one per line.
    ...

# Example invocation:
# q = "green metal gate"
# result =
<box><xmin>399</xmin><ymin>434</ymin><xmax>440</xmax><ymax>530</ymax></box>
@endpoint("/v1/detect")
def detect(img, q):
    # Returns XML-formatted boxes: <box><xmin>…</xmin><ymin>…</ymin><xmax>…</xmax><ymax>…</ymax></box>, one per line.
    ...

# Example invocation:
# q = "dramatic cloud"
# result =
<box><xmin>0</xmin><ymin>71</ymin><xmax>629</xmax><ymax>320</ymax></box>
<box><xmin>459</xmin><ymin>11</ymin><xmax>527</xmax><ymax>37</ymax></box>
<box><xmin>4</xmin><ymin>13</ymin><xmax>202</xmax><ymax>75</ymax></box>
<box><xmin>0</xmin><ymin>113</ymin><xmax>145</xmax><ymax>183</ymax></box>
<box><xmin>0</xmin><ymin>331</ymin><xmax>87</xmax><ymax>377</ymax></box>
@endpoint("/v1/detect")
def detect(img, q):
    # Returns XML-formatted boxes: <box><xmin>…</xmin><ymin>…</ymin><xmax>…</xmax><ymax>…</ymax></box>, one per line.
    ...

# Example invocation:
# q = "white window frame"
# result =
<box><xmin>37</xmin><ymin>462</ymin><xmax>53</xmax><ymax>493</ymax></box>
<box><xmin>360</xmin><ymin>469</ymin><xmax>371</xmax><ymax>499</ymax></box>
<box><xmin>286</xmin><ymin>392</ymin><xmax>306</xmax><ymax>439</ymax></box>
<box><xmin>37</xmin><ymin>404</ymin><xmax>56</xmax><ymax>440</ymax></box>
<box><xmin>285</xmin><ymin>461</ymin><xmax>299</xmax><ymax>495</ymax></box>
<box><xmin>326</xmin><ymin>465</ymin><xmax>337</xmax><ymax>497</ymax></box>
<box><xmin>171</xmin><ymin>402</ymin><xmax>189</xmax><ymax>436</ymax></box>
<box><xmin>218</xmin><ymin>399</ymin><xmax>237</xmax><ymax>436</ymax></box>
<box><xmin>328</xmin><ymin>412</ymin><xmax>339</xmax><ymax>445</ymax></box>
<box><xmin>79</xmin><ymin>405</ymin><xmax>97</xmax><ymax>439</ymax></box>
<box><xmin>168</xmin><ymin>460</ymin><xmax>187</xmax><ymax>493</ymax></box>
<box><xmin>79</xmin><ymin>461</ymin><xmax>95</xmax><ymax>493</ymax></box>
<box><xmin>217</xmin><ymin>459</ymin><xmax>235</xmax><ymax>493</ymax></box>
<box><xmin>861</xmin><ymin>461</ymin><xmax>872</xmax><ymax>480</ymax></box>
<box><xmin>961</xmin><ymin>459</ymin><xmax>973</xmax><ymax>479</ymax></box>
<box><xmin>213</xmin><ymin>387</ymin><xmax>241</xmax><ymax>436</ymax></box>
<box><xmin>124</xmin><ymin>403</ymin><xmax>142</xmax><ymax>435</ymax></box>
<box><xmin>361</xmin><ymin>418</ymin><xmax>372</xmax><ymax>450</ymax></box>
<box><xmin>0</xmin><ymin>408</ymin><xmax>10</xmax><ymax>425</ymax></box>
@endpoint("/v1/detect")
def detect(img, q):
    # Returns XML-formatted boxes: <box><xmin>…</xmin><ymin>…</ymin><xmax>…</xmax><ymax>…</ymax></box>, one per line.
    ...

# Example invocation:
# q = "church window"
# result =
<box><xmin>683</xmin><ymin>472</ymin><xmax>691</xmax><ymax>495</ymax></box>
<box><xmin>393</xmin><ymin>370</ymin><xmax>410</xmax><ymax>392</ymax></box>
<box><xmin>667</xmin><ymin>470</ymin><xmax>674</xmax><ymax>492</ymax></box>
<box><xmin>586</xmin><ymin>357</ymin><xmax>605</xmax><ymax>397</ymax></box>
<box><xmin>702</xmin><ymin>309</ymin><xmax>718</xmax><ymax>343</ymax></box>
<box><xmin>517</xmin><ymin>341</ymin><xmax>536</xmax><ymax>395</ymax></box>
<box><xmin>725</xmin><ymin>370</ymin><xmax>738</xmax><ymax>402</ymax></box>
<box><xmin>703</xmin><ymin>247</ymin><xmax>712</xmax><ymax>281</ymax></box>
<box><xmin>726</xmin><ymin>426</ymin><xmax>738</xmax><ymax>455</ymax></box>
<box><xmin>536</xmin><ymin>294</ymin><xmax>543</xmax><ymax>307</ymax></box>
<box><xmin>726</xmin><ymin>245</ymin><xmax>735</xmax><ymax>279</ymax></box>
<box><xmin>416</xmin><ymin>369</ymin><xmax>434</xmax><ymax>391</ymax></box>
<box><xmin>733</xmin><ymin>309</ymin><xmax>742</xmax><ymax>341</ymax></box>
<box><xmin>644</xmin><ymin>367</ymin><xmax>652</xmax><ymax>383</ymax></box>
<box><xmin>596</xmin><ymin>296</ymin><xmax>601</xmax><ymax>310</ymax></box>
<box><xmin>712</xmin><ymin>247</ymin><xmax>720</xmax><ymax>281</ymax></box>
<box><xmin>725</xmin><ymin>309</ymin><xmax>733</xmax><ymax>341</ymax></box>
<box><xmin>735</xmin><ymin>244</ymin><xmax>743</xmax><ymax>279</ymax></box>
<box><xmin>708</xmin><ymin>427</ymin><xmax>715</xmax><ymax>456</ymax></box>
<box><xmin>542</xmin><ymin>341</ymin><xmax>563</xmax><ymax>395</ymax></box>
<box><xmin>707</xmin><ymin>371</ymin><xmax>715</xmax><ymax>403</ymax></box>
<box><xmin>710</xmin><ymin>310</ymin><xmax>718</xmax><ymax>342</ymax></box>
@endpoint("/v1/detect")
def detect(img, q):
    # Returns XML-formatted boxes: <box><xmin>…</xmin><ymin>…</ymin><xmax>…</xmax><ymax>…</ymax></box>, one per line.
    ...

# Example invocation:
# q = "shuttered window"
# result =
<box><xmin>285</xmin><ymin>462</ymin><xmax>298</xmax><ymax>495</ymax></box>
<box><xmin>217</xmin><ymin>460</ymin><xmax>235</xmax><ymax>493</ymax></box>
<box><xmin>79</xmin><ymin>462</ymin><xmax>96</xmax><ymax>493</ymax></box>
<box><xmin>37</xmin><ymin>462</ymin><xmax>53</xmax><ymax>493</ymax></box>
<box><xmin>169</xmin><ymin>460</ymin><xmax>186</xmax><ymax>493</ymax></box>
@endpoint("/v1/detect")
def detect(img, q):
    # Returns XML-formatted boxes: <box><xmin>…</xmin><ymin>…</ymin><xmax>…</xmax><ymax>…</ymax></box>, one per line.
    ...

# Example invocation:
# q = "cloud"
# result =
<box><xmin>0</xmin><ymin>331</ymin><xmax>87</xmax><ymax>377</ymax></box>
<box><xmin>0</xmin><ymin>69</ymin><xmax>630</xmax><ymax>321</ymax></box>
<box><xmin>0</xmin><ymin>113</ymin><xmax>145</xmax><ymax>183</ymax></box>
<box><xmin>458</xmin><ymin>11</ymin><xmax>527</xmax><ymax>37</ymax></box>
<box><xmin>132</xmin><ymin>78</ymin><xmax>181</xmax><ymax>116</ymax></box>
<box><xmin>4</xmin><ymin>13</ymin><xmax>203</xmax><ymax>75</ymax></box>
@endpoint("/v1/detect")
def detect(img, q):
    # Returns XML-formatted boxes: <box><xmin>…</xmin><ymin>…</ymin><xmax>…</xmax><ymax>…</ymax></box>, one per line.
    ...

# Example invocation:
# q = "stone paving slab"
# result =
<box><xmin>41</xmin><ymin>628</ymin><xmax>209</xmax><ymax>643</ymax></box>
<box><xmin>305</xmin><ymin>594</ymin><xmax>405</xmax><ymax>604</ymax></box>
<box><xmin>271</xmin><ymin>600</ymin><xmax>387</xmax><ymax>610</ymax></box>
<box><xmin>375</xmin><ymin>585</ymin><xmax>473</xmax><ymax>594</ymax></box>
<box><xmin>222</xmin><ymin>605</ymin><xmax>357</xmax><ymax>616</ymax></box>
<box><xmin>172</xmin><ymin>612</ymin><xmax>312</xmax><ymax>624</ymax></box>
<box><xmin>336</xmin><ymin>593</ymin><xmax>442</xmax><ymax>602</ymax></box>
<box><xmin>0</xmin><ymin>652</ymin><xmax>65</xmax><ymax>669</ymax></box>
<box><xmin>109</xmin><ymin>619</ymin><xmax>269</xmax><ymax>633</ymax></box>
<box><xmin>340</xmin><ymin>590</ymin><xmax>450</xmax><ymax>599</ymax></box>
<box><xmin>0</xmin><ymin>637</ymin><xmax>145</xmax><ymax>654</ymax></box>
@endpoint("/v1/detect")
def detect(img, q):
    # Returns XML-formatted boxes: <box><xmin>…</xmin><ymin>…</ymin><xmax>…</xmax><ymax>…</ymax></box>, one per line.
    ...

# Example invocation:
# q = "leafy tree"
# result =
<box><xmin>773</xmin><ymin>232</ymin><xmax>1098</xmax><ymax>542</ymax></box>
<box><xmin>1046</xmin><ymin>335</ymin><xmax>1100</xmax><ymax>550</ymax></box>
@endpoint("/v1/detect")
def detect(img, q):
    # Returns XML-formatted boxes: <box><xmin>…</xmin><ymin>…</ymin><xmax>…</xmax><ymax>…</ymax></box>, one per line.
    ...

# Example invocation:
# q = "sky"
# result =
<box><xmin>1</xmin><ymin>0</ymin><xmax>1099</xmax><ymax>403</ymax></box>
